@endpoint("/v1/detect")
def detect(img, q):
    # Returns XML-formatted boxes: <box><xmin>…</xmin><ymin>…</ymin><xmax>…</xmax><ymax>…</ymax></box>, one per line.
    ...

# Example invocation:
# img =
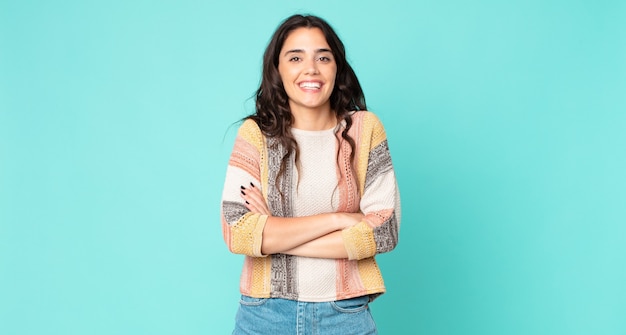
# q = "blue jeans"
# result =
<box><xmin>232</xmin><ymin>295</ymin><xmax>378</xmax><ymax>335</ymax></box>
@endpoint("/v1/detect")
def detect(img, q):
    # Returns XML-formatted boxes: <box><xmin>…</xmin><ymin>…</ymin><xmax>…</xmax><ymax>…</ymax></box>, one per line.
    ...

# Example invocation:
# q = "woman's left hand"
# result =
<box><xmin>240</xmin><ymin>183</ymin><xmax>271</xmax><ymax>215</ymax></box>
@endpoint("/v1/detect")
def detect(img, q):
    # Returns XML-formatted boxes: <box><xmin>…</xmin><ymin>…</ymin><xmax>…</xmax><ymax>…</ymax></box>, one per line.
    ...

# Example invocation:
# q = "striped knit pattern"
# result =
<box><xmin>221</xmin><ymin>111</ymin><xmax>401</xmax><ymax>302</ymax></box>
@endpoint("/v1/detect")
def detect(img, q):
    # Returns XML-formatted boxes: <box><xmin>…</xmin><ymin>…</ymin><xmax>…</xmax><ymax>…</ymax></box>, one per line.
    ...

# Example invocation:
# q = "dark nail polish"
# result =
<box><xmin>245</xmin><ymin>201</ymin><xmax>249</xmax><ymax>204</ymax></box>
<box><xmin>250</xmin><ymin>182</ymin><xmax>255</xmax><ymax>187</ymax></box>
<box><xmin>241</xmin><ymin>190</ymin><xmax>246</xmax><ymax>195</ymax></box>
<box><xmin>240</xmin><ymin>185</ymin><xmax>245</xmax><ymax>190</ymax></box>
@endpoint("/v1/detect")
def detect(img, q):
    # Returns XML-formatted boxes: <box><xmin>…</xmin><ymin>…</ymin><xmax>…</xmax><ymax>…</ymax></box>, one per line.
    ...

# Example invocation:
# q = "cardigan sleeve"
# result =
<box><xmin>342</xmin><ymin>112</ymin><xmax>401</xmax><ymax>260</ymax></box>
<box><xmin>220</xmin><ymin>120</ymin><xmax>268</xmax><ymax>257</ymax></box>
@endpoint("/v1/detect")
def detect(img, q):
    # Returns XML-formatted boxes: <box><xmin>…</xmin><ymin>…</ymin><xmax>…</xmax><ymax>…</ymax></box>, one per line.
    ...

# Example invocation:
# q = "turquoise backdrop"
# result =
<box><xmin>1</xmin><ymin>1</ymin><xmax>625</xmax><ymax>334</ymax></box>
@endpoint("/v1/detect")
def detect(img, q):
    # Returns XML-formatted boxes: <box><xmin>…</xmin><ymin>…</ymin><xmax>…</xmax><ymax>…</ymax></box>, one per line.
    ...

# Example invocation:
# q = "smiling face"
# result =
<box><xmin>278</xmin><ymin>27</ymin><xmax>337</xmax><ymax>121</ymax></box>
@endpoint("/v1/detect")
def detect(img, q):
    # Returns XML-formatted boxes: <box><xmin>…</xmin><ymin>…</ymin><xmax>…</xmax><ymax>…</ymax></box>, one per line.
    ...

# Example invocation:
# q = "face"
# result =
<box><xmin>278</xmin><ymin>27</ymin><xmax>337</xmax><ymax>115</ymax></box>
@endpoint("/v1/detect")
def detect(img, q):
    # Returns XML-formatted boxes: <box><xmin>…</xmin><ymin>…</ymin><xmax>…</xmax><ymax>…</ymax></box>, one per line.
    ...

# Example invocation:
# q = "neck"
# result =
<box><xmin>290</xmin><ymin>105</ymin><xmax>337</xmax><ymax>131</ymax></box>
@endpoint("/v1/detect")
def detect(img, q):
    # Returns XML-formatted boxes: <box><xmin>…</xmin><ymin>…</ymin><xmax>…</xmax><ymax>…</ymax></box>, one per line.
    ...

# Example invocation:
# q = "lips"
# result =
<box><xmin>298</xmin><ymin>81</ymin><xmax>322</xmax><ymax>89</ymax></box>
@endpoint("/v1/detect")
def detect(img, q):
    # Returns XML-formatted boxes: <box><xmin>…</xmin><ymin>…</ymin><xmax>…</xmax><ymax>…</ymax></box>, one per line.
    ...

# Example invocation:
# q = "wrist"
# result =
<box><xmin>330</xmin><ymin>213</ymin><xmax>344</xmax><ymax>230</ymax></box>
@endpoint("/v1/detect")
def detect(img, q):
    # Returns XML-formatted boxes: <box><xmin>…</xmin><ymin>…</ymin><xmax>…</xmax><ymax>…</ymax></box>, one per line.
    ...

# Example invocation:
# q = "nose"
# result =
<box><xmin>304</xmin><ymin>58</ymin><xmax>319</xmax><ymax>75</ymax></box>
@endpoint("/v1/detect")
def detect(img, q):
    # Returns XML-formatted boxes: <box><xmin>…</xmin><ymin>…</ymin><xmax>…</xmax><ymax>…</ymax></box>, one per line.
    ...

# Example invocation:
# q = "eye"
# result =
<box><xmin>289</xmin><ymin>56</ymin><xmax>302</xmax><ymax>62</ymax></box>
<box><xmin>318</xmin><ymin>56</ymin><xmax>332</xmax><ymax>62</ymax></box>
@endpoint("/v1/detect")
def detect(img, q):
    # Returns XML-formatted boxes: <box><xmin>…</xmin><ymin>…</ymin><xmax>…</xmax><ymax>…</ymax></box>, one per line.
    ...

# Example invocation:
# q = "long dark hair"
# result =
<box><xmin>248</xmin><ymin>14</ymin><xmax>366</xmax><ymax>188</ymax></box>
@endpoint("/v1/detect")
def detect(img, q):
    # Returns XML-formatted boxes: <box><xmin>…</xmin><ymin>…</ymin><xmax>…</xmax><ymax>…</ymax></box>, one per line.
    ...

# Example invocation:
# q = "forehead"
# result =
<box><xmin>281</xmin><ymin>27</ymin><xmax>331</xmax><ymax>52</ymax></box>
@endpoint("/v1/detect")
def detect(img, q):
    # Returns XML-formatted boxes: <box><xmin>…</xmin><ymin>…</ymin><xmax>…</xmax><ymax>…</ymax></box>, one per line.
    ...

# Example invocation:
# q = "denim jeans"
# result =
<box><xmin>232</xmin><ymin>295</ymin><xmax>378</xmax><ymax>335</ymax></box>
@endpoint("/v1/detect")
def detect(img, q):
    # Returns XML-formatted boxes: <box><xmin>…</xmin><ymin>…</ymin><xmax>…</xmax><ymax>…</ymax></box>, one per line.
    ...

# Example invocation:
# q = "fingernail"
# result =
<box><xmin>241</xmin><ymin>190</ymin><xmax>246</xmax><ymax>195</ymax></box>
<box><xmin>245</xmin><ymin>201</ymin><xmax>249</xmax><ymax>204</ymax></box>
<box><xmin>250</xmin><ymin>182</ymin><xmax>255</xmax><ymax>188</ymax></box>
<box><xmin>240</xmin><ymin>185</ymin><xmax>246</xmax><ymax>190</ymax></box>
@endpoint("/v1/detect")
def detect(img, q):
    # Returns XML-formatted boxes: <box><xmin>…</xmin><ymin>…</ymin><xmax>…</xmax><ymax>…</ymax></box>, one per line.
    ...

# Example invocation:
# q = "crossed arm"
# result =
<box><xmin>240</xmin><ymin>183</ymin><xmax>363</xmax><ymax>259</ymax></box>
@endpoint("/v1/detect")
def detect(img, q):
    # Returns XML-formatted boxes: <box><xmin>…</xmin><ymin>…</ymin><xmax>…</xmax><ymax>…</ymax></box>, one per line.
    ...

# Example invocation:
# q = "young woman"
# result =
<box><xmin>221</xmin><ymin>14</ymin><xmax>401</xmax><ymax>335</ymax></box>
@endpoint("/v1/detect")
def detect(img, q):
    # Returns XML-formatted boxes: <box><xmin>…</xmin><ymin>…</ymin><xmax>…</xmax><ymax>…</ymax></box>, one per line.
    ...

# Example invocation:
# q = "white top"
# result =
<box><xmin>291</xmin><ymin>126</ymin><xmax>340</xmax><ymax>300</ymax></box>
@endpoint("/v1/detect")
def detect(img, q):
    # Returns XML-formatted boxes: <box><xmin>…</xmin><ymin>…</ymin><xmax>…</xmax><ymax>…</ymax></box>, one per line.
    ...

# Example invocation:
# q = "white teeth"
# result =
<box><xmin>299</xmin><ymin>82</ymin><xmax>321</xmax><ymax>89</ymax></box>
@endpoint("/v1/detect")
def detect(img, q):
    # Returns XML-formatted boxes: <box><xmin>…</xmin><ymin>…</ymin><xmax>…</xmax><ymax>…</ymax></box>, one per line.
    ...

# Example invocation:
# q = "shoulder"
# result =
<box><xmin>236</xmin><ymin>118</ymin><xmax>264</xmax><ymax>137</ymax></box>
<box><xmin>238</xmin><ymin>118</ymin><xmax>262</xmax><ymax>134</ymax></box>
<box><xmin>349</xmin><ymin>110</ymin><xmax>385</xmax><ymax>129</ymax></box>
<box><xmin>236</xmin><ymin>118</ymin><xmax>265</xmax><ymax>147</ymax></box>
<box><xmin>349</xmin><ymin>111</ymin><xmax>387</xmax><ymax>143</ymax></box>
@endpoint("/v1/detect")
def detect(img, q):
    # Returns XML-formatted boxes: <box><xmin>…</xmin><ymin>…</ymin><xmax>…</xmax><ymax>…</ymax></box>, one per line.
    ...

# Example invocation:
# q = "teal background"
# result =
<box><xmin>1</xmin><ymin>0</ymin><xmax>625</xmax><ymax>334</ymax></box>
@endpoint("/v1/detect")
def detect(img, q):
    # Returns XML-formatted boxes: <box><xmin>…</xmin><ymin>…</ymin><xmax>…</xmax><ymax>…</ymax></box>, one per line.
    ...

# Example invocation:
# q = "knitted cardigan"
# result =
<box><xmin>221</xmin><ymin>111</ymin><xmax>401</xmax><ymax>302</ymax></box>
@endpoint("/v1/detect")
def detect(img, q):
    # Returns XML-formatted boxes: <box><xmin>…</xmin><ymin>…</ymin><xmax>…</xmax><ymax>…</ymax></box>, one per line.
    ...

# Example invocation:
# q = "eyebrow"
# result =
<box><xmin>284</xmin><ymin>48</ymin><xmax>332</xmax><ymax>56</ymax></box>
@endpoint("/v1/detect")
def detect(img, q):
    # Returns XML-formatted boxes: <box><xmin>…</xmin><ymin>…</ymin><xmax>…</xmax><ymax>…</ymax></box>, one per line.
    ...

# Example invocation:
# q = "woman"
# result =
<box><xmin>221</xmin><ymin>14</ymin><xmax>401</xmax><ymax>335</ymax></box>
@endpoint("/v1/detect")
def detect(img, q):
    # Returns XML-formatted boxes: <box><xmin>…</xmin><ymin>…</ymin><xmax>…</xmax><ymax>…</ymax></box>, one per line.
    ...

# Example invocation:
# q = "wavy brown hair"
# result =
<box><xmin>248</xmin><ymin>14</ymin><xmax>366</xmax><ymax>190</ymax></box>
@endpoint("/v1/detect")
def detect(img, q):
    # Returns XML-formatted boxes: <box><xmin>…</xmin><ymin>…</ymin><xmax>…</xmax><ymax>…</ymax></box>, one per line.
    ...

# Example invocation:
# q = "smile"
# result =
<box><xmin>299</xmin><ymin>81</ymin><xmax>322</xmax><ymax>89</ymax></box>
